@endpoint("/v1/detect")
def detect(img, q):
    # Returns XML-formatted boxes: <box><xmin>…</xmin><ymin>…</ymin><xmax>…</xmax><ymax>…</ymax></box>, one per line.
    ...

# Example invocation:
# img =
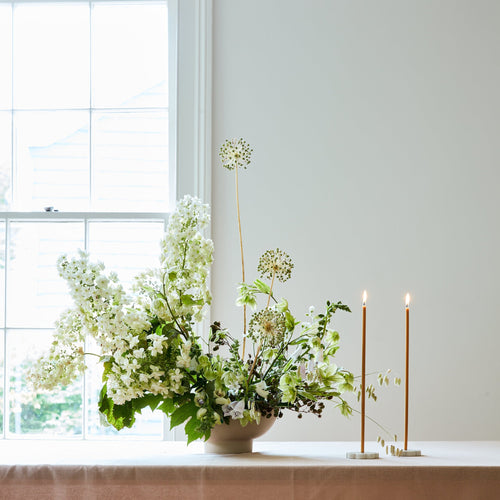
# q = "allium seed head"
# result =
<box><xmin>248</xmin><ymin>308</ymin><xmax>286</xmax><ymax>347</ymax></box>
<box><xmin>219</xmin><ymin>138</ymin><xmax>252</xmax><ymax>170</ymax></box>
<box><xmin>257</xmin><ymin>248</ymin><xmax>294</xmax><ymax>282</ymax></box>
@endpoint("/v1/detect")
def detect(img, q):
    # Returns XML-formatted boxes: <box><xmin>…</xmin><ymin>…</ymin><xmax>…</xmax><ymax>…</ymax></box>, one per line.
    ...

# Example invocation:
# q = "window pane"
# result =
<box><xmin>88</xmin><ymin>221</ymin><xmax>165</xmax><ymax>287</ymax></box>
<box><xmin>13</xmin><ymin>3</ymin><xmax>90</xmax><ymax>109</ymax></box>
<box><xmin>6</xmin><ymin>329</ymin><xmax>83</xmax><ymax>437</ymax></box>
<box><xmin>7</xmin><ymin>222</ymin><xmax>84</xmax><ymax>329</ymax></box>
<box><xmin>0</xmin><ymin>112</ymin><xmax>11</xmax><ymax>211</ymax></box>
<box><xmin>92</xmin><ymin>110</ymin><xmax>169</xmax><ymax>212</ymax></box>
<box><xmin>13</xmin><ymin>111</ymin><xmax>90</xmax><ymax>211</ymax></box>
<box><xmin>0</xmin><ymin>4</ymin><xmax>12</xmax><ymax>109</ymax></box>
<box><xmin>85</xmin><ymin>222</ymin><xmax>165</xmax><ymax>438</ymax></box>
<box><xmin>92</xmin><ymin>2</ymin><xmax>168</xmax><ymax>108</ymax></box>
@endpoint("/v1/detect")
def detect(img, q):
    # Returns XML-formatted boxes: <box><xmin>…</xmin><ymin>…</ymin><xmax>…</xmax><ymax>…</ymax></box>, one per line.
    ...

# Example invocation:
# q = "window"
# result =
<box><xmin>0</xmin><ymin>0</ymin><xmax>211</xmax><ymax>440</ymax></box>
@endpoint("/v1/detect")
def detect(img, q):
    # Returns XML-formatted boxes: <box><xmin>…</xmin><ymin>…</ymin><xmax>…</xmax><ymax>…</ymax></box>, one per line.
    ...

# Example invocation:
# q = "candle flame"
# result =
<box><xmin>405</xmin><ymin>293</ymin><xmax>410</xmax><ymax>308</ymax></box>
<box><xmin>362</xmin><ymin>290</ymin><xmax>367</xmax><ymax>306</ymax></box>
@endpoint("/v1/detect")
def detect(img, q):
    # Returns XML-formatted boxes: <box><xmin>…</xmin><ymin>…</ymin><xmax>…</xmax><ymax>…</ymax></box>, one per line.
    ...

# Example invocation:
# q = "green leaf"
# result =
<box><xmin>170</xmin><ymin>400</ymin><xmax>198</xmax><ymax>429</ymax></box>
<box><xmin>331</xmin><ymin>301</ymin><xmax>351</xmax><ymax>314</ymax></box>
<box><xmin>184</xmin><ymin>415</ymin><xmax>205</xmax><ymax>444</ymax></box>
<box><xmin>98</xmin><ymin>385</ymin><xmax>136</xmax><ymax>430</ymax></box>
<box><xmin>132</xmin><ymin>393</ymin><xmax>162</xmax><ymax>413</ymax></box>
<box><xmin>338</xmin><ymin>382</ymin><xmax>353</xmax><ymax>393</ymax></box>
<box><xmin>275</xmin><ymin>298</ymin><xmax>289</xmax><ymax>313</ymax></box>
<box><xmin>285</xmin><ymin>311</ymin><xmax>296</xmax><ymax>331</ymax></box>
<box><xmin>181</xmin><ymin>294</ymin><xmax>204</xmax><ymax>306</ymax></box>
<box><xmin>162</xmin><ymin>323</ymin><xmax>179</xmax><ymax>338</ymax></box>
<box><xmin>254</xmin><ymin>279</ymin><xmax>271</xmax><ymax>294</ymax></box>
<box><xmin>158</xmin><ymin>398</ymin><xmax>175</xmax><ymax>415</ymax></box>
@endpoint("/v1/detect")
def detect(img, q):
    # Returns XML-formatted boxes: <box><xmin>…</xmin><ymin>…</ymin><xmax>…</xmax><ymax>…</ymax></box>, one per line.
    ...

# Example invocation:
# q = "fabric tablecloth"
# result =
<box><xmin>0</xmin><ymin>440</ymin><xmax>499</xmax><ymax>499</ymax></box>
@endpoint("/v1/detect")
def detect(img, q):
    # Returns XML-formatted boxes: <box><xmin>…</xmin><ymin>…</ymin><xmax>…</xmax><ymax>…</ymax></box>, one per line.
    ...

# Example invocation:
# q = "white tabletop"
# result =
<box><xmin>1</xmin><ymin>440</ymin><xmax>499</xmax><ymax>466</ymax></box>
<box><xmin>1</xmin><ymin>441</ymin><xmax>499</xmax><ymax>500</ymax></box>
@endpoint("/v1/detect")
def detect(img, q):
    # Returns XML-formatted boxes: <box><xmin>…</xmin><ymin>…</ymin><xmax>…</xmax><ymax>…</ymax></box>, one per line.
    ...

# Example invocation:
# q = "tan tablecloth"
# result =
<box><xmin>0</xmin><ymin>441</ymin><xmax>499</xmax><ymax>499</ymax></box>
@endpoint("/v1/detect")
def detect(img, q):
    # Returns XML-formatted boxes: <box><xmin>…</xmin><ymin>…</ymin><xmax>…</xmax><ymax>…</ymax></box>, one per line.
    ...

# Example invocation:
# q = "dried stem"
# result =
<box><xmin>249</xmin><ymin>271</ymin><xmax>276</xmax><ymax>381</ymax></box>
<box><xmin>266</xmin><ymin>271</ymin><xmax>276</xmax><ymax>308</ymax></box>
<box><xmin>235</xmin><ymin>167</ymin><xmax>247</xmax><ymax>359</ymax></box>
<box><xmin>248</xmin><ymin>342</ymin><xmax>262</xmax><ymax>381</ymax></box>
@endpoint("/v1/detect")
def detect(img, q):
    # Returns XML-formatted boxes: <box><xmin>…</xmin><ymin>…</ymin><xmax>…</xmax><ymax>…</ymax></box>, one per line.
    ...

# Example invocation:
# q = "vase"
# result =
<box><xmin>204</xmin><ymin>416</ymin><xmax>276</xmax><ymax>454</ymax></box>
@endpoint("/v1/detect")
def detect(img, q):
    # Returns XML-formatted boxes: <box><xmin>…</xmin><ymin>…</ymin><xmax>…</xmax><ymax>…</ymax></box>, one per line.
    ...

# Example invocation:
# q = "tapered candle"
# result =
<box><xmin>361</xmin><ymin>290</ymin><xmax>367</xmax><ymax>453</ymax></box>
<box><xmin>404</xmin><ymin>293</ymin><xmax>410</xmax><ymax>451</ymax></box>
<box><xmin>347</xmin><ymin>290</ymin><xmax>378</xmax><ymax>460</ymax></box>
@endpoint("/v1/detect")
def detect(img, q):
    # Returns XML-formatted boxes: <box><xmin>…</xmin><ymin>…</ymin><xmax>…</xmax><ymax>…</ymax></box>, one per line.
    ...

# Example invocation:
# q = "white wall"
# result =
<box><xmin>211</xmin><ymin>0</ymin><xmax>500</xmax><ymax>442</ymax></box>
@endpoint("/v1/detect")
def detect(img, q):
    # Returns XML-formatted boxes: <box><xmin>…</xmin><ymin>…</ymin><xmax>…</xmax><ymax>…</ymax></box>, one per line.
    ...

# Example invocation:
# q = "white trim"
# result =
<box><xmin>193</xmin><ymin>0</ymin><xmax>212</xmax><ymax>208</ymax></box>
<box><xmin>0</xmin><ymin>212</ymin><xmax>169</xmax><ymax>221</ymax></box>
<box><xmin>168</xmin><ymin>0</ymin><xmax>178</xmax><ymax>213</ymax></box>
<box><xmin>0</xmin><ymin>1</ymin><xmax>168</xmax><ymax>3</ymax></box>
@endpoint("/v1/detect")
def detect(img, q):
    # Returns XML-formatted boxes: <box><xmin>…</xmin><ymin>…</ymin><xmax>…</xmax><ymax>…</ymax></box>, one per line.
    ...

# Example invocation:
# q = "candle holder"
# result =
<box><xmin>399</xmin><ymin>449</ymin><xmax>421</xmax><ymax>457</ymax></box>
<box><xmin>346</xmin><ymin>450</ymin><xmax>379</xmax><ymax>459</ymax></box>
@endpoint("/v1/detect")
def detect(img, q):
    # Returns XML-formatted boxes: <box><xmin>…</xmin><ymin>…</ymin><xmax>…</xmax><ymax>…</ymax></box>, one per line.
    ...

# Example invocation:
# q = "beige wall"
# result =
<box><xmin>211</xmin><ymin>0</ymin><xmax>500</xmax><ymax>441</ymax></box>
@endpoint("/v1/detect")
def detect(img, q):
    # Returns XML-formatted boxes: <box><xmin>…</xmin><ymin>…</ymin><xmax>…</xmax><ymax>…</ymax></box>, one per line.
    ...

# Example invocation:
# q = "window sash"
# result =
<box><xmin>0</xmin><ymin>0</ymin><xmax>212</xmax><ymax>441</ymax></box>
<box><xmin>1</xmin><ymin>0</ymin><xmax>174</xmax><ymax>214</ymax></box>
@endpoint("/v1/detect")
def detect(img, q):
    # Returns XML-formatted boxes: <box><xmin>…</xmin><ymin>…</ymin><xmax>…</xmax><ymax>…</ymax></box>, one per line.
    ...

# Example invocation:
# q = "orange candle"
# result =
<box><xmin>404</xmin><ymin>293</ymin><xmax>410</xmax><ymax>451</ymax></box>
<box><xmin>361</xmin><ymin>290</ymin><xmax>367</xmax><ymax>453</ymax></box>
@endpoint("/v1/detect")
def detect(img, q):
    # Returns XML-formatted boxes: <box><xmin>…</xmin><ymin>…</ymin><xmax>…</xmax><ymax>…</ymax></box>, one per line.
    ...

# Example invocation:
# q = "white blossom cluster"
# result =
<box><xmin>135</xmin><ymin>195</ymin><xmax>213</xmax><ymax>323</ymax></box>
<box><xmin>28</xmin><ymin>309</ymin><xmax>86</xmax><ymax>391</ymax></box>
<box><xmin>30</xmin><ymin>195</ymin><xmax>214</xmax><ymax>407</ymax></box>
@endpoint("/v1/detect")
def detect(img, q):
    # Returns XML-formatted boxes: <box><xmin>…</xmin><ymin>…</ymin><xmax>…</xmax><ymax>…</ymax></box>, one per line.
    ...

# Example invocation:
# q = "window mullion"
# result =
<box><xmin>82</xmin><ymin>215</ymin><xmax>89</xmax><ymax>440</ymax></box>
<box><xmin>2</xmin><ymin>219</ymin><xmax>9</xmax><ymax>439</ymax></box>
<box><xmin>89</xmin><ymin>0</ymin><xmax>93</xmax><ymax>212</ymax></box>
<box><xmin>10</xmin><ymin>2</ymin><xmax>14</xmax><ymax>211</ymax></box>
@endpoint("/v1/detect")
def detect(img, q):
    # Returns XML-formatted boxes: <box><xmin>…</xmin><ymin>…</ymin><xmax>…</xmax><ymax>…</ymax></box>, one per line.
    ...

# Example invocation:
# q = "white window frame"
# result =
<box><xmin>0</xmin><ymin>0</ymin><xmax>213</xmax><ymax>440</ymax></box>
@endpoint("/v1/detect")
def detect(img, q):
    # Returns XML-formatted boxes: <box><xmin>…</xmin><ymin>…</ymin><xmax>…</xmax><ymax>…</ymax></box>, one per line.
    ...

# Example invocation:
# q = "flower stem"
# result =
<box><xmin>266</xmin><ymin>271</ymin><xmax>276</xmax><ymax>308</ymax></box>
<box><xmin>235</xmin><ymin>166</ymin><xmax>247</xmax><ymax>359</ymax></box>
<box><xmin>82</xmin><ymin>352</ymin><xmax>101</xmax><ymax>358</ymax></box>
<box><xmin>247</xmin><ymin>342</ymin><xmax>262</xmax><ymax>382</ymax></box>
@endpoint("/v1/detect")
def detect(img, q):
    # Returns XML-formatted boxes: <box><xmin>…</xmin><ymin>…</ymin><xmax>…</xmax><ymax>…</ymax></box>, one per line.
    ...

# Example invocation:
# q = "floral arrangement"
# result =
<box><xmin>30</xmin><ymin>139</ymin><xmax>365</xmax><ymax>444</ymax></box>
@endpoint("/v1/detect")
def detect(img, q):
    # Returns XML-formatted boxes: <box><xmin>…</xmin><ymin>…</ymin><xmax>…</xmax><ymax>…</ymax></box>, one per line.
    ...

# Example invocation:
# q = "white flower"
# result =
<box><xmin>249</xmin><ymin>402</ymin><xmax>261</xmax><ymax>425</ymax></box>
<box><xmin>255</xmin><ymin>380</ymin><xmax>269</xmax><ymax>399</ymax></box>
<box><xmin>222</xmin><ymin>400</ymin><xmax>245</xmax><ymax>419</ymax></box>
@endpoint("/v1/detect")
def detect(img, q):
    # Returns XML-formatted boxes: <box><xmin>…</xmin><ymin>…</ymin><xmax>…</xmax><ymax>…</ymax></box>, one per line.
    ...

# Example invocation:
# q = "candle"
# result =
<box><xmin>404</xmin><ymin>293</ymin><xmax>410</xmax><ymax>451</ymax></box>
<box><xmin>361</xmin><ymin>290</ymin><xmax>367</xmax><ymax>453</ymax></box>
<box><xmin>346</xmin><ymin>290</ymin><xmax>378</xmax><ymax>459</ymax></box>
